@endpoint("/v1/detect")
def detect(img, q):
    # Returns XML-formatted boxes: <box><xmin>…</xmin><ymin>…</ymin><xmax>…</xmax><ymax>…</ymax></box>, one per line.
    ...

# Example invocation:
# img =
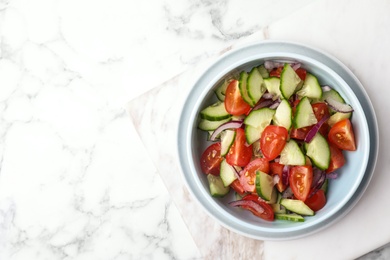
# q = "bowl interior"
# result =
<box><xmin>178</xmin><ymin>42</ymin><xmax>372</xmax><ymax>240</ymax></box>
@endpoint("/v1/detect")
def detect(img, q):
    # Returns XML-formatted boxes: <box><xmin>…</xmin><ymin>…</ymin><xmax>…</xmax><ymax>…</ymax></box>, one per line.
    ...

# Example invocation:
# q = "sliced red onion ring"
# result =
<box><xmin>264</xmin><ymin>61</ymin><xmax>284</xmax><ymax>70</ymax></box>
<box><xmin>325</xmin><ymin>97</ymin><xmax>354</xmax><ymax>113</ymax></box>
<box><xmin>209</xmin><ymin>120</ymin><xmax>243</xmax><ymax>141</ymax></box>
<box><xmin>282</xmin><ymin>165</ymin><xmax>290</xmax><ymax>187</ymax></box>
<box><xmin>308</xmin><ymin>169</ymin><xmax>326</xmax><ymax>198</ymax></box>
<box><xmin>326</xmin><ymin>172</ymin><xmax>338</xmax><ymax>179</ymax></box>
<box><xmin>304</xmin><ymin>114</ymin><xmax>330</xmax><ymax>143</ymax></box>
<box><xmin>273</xmin><ymin>174</ymin><xmax>280</xmax><ymax>185</ymax></box>
<box><xmin>282</xmin><ymin>186</ymin><xmax>294</xmax><ymax>199</ymax></box>
<box><xmin>292</xmin><ymin>63</ymin><xmax>301</xmax><ymax>70</ymax></box>
<box><xmin>262</xmin><ymin>92</ymin><xmax>274</xmax><ymax>99</ymax></box>
<box><xmin>252</xmin><ymin>100</ymin><xmax>274</xmax><ymax>111</ymax></box>
<box><xmin>269</xmin><ymin>101</ymin><xmax>280</xmax><ymax>109</ymax></box>
<box><xmin>321</xmin><ymin>85</ymin><xmax>332</xmax><ymax>92</ymax></box>
<box><xmin>229</xmin><ymin>200</ymin><xmax>265</xmax><ymax>214</ymax></box>
<box><xmin>312</xmin><ymin>168</ymin><xmax>326</xmax><ymax>188</ymax></box>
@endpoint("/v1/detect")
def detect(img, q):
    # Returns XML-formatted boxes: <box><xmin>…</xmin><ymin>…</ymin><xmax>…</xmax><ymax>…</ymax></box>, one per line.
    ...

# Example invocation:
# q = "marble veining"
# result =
<box><xmin>1</xmin><ymin>0</ymin><xmax>389</xmax><ymax>259</ymax></box>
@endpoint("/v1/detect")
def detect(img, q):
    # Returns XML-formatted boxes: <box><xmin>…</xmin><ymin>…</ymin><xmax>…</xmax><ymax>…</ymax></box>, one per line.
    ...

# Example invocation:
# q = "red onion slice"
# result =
<box><xmin>282</xmin><ymin>186</ymin><xmax>294</xmax><ymax>199</ymax></box>
<box><xmin>273</xmin><ymin>174</ymin><xmax>281</xmax><ymax>185</ymax></box>
<box><xmin>325</xmin><ymin>97</ymin><xmax>354</xmax><ymax>113</ymax></box>
<box><xmin>209</xmin><ymin>120</ymin><xmax>243</xmax><ymax>141</ymax></box>
<box><xmin>252</xmin><ymin>100</ymin><xmax>274</xmax><ymax>111</ymax></box>
<box><xmin>269</xmin><ymin>101</ymin><xmax>280</xmax><ymax>109</ymax></box>
<box><xmin>304</xmin><ymin>114</ymin><xmax>330</xmax><ymax>143</ymax></box>
<box><xmin>292</xmin><ymin>63</ymin><xmax>301</xmax><ymax>70</ymax></box>
<box><xmin>321</xmin><ymin>85</ymin><xmax>332</xmax><ymax>92</ymax></box>
<box><xmin>264</xmin><ymin>61</ymin><xmax>284</xmax><ymax>70</ymax></box>
<box><xmin>326</xmin><ymin>172</ymin><xmax>338</xmax><ymax>179</ymax></box>
<box><xmin>262</xmin><ymin>92</ymin><xmax>274</xmax><ymax>99</ymax></box>
<box><xmin>282</xmin><ymin>165</ymin><xmax>290</xmax><ymax>186</ymax></box>
<box><xmin>308</xmin><ymin>168</ymin><xmax>326</xmax><ymax>198</ymax></box>
<box><xmin>229</xmin><ymin>200</ymin><xmax>265</xmax><ymax>214</ymax></box>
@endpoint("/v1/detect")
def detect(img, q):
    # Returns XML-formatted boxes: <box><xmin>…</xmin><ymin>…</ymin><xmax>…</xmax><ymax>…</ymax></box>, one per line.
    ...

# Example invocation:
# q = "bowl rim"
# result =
<box><xmin>177</xmin><ymin>40</ymin><xmax>379</xmax><ymax>240</ymax></box>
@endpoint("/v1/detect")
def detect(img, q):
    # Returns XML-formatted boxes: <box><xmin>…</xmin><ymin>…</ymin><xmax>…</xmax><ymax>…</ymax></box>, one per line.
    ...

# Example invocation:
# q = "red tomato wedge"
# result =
<box><xmin>295</xmin><ymin>68</ymin><xmax>307</xmax><ymax>81</ymax></box>
<box><xmin>289</xmin><ymin>165</ymin><xmax>313</xmax><ymax>201</ymax></box>
<box><xmin>270</xmin><ymin>162</ymin><xmax>287</xmax><ymax>193</ymax></box>
<box><xmin>224</xmin><ymin>79</ymin><xmax>251</xmax><ymax>116</ymax></box>
<box><xmin>260</xmin><ymin>125</ymin><xmax>288</xmax><ymax>161</ymax></box>
<box><xmin>326</xmin><ymin>142</ymin><xmax>346</xmax><ymax>173</ymax></box>
<box><xmin>312</xmin><ymin>102</ymin><xmax>330</xmax><ymax>136</ymax></box>
<box><xmin>200</xmin><ymin>142</ymin><xmax>223</xmax><ymax>175</ymax></box>
<box><xmin>305</xmin><ymin>189</ymin><xmax>326</xmax><ymax>212</ymax></box>
<box><xmin>328</xmin><ymin>119</ymin><xmax>356</xmax><ymax>151</ymax></box>
<box><xmin>241</xmin><ymin>194</ymin><xmax>274</xmax><ymax>221</ymax></box>
<box><xmin>290</xmin><ymin>126</ymin><xmax>311</xmax><ymax>140</ymax></box>
<box><xmin>269</xmin><ymin>67</ymin><xmax>283</xmax><ymax>78</ymax></box>
<box><xmin>239</xmin><ymin>158</ymin><xmax>269</xmax><ymax>193</ymax></box>
<box><xmin>226</xmin><ymin>128</ymin><xmax>253</xmax><ymax>167</ymax></box>
<box><xmin>230</xmin><ymin>179</ymin><xmax>246</xmax><ymax>196</ymax></box>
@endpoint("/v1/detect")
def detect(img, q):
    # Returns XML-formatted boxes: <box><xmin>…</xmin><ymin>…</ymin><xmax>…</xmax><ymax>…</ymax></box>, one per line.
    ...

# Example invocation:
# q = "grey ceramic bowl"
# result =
<box><xmin>177</xmin><ymin>41</ymin><xmax>378</xmax><ymax>240</ymax></box>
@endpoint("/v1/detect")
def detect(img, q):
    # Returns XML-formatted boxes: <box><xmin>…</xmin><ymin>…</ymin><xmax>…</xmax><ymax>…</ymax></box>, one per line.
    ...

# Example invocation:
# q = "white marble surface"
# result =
<box><xmin>0</xmin><ymin>0</ymin><xmax>389</xmax><ymax>259</ymax></box>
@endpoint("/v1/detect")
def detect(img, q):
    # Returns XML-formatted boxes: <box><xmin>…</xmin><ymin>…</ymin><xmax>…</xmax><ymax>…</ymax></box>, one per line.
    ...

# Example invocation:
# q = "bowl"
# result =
<box><xmin>177</xmin><ymin>41</ymin><xmax>378</xmax><ymax>240</ymax></box>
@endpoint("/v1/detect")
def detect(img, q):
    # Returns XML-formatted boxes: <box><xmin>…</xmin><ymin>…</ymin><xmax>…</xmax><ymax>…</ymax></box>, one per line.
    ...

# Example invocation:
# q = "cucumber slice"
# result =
<box><xmin>273</xmin><ymin>99</ymin><xmax>292</xmax><ymax>130</ymax></box>
<box><xmin>220</xmin><ymin>159</ymin><xmax>238</xmax><ymax>187</ymax></box>
<box><xmin>328</xmin><ymin>111</ymin><xmax>351</xmax><ymax>127</ymax></box>
<box><xmin>272</xmin><ymin>193</ymin><xmax>287</xmax><ymax>214</ymax></box>
<box><xmin>207</xmin><ymin>174</ymin><xmax>230</xmax><ymax>197</ymax></box>
<box><xmin>215</xmin><ymin>80</ymin><xmax>229</xmax><ymax>101</ymax></box>
<box><xmin>198</xmin><ymin>117</ymin><xmax>231</xmax><ymax>131</ymax></box>
<box><xmin>257</xmin><ymin>65</ymin><xmax>269</xmax><ymax>79</ymax></box>
<box><xmin>244</xmin><ymin>108</ymin><xmax>275</xmax><ymax>144</ymax></box>
<box><xmin>293</xmin><ymin>96</ymin><xmax>318</xmax><ymax>129</ymax></box>
<box><xmin>280</xmin><ymin>63</ymin><xmax>302</xmax><ymax>100</ymax></box>
<box><xmin>252</xmin><ymin>141</ymin><xmax>262</xmax><ymax>158</ymax></box>
<box><xmin>263</xmin><ymin>77</ymin><xmax>281</xmax><ymax>100</ymax></box>
<box><xmin>245</xmin><ymin>108</ymin><xmax>276</xmax><ymax>127</ymax></box>
<box><xmin>304</xmin><ymin>133</ymin><xmax>330</xmax><ymax>170</ymax></box>
<box><xmin>280</xmin><ymin>198</ymin><xmax>314</xmax><ymax>216</ymax></box>
<box><xmin>238</xmin><ymin>71</ymin><xmax>254</xmax><ymax>107</ymax></box>
<box><xmin>247</xmin><ymin>67</ymin><xmax>265</xmax><ymax>105</ymax></box>
<box><xmin>244</xmin><ymin>125</ymin><xmax>262</xmax><ymax>145</ymax></box>
<box><xmin>279</xmin><ymin>139</ymin><xmax>305</xmax><ymax>166</ymax></box>
<box><xmin>200</xmin><ymin>101</ymin><xmax>230</xmax><ymax>121</ymax></box>
<box><xmin>275</xmin><ymin>213</ymin><xmax>305</xmax><ymax>222</ymax></box>
<box><xmin>321</xmin><ymin>89</ymin><xmax>345</xmax><ymax>103</ymax></box>
<box><xmin>255</xmin><ymin>170</ymin><xmax>276</xmax><ymax>201</ymax></box>
<box><xmin>220</xmin><ymin>130</ymin><xmax>236</xmax><ymax>156</ymax></box>
<box><xmin>296</xmin><ymin>73</ymin><xmax>323</xmax><ymax>100</ymax></box>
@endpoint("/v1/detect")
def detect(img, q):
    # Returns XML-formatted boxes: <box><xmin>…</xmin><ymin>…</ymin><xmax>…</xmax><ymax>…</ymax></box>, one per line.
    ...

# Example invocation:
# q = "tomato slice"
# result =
<box><xmin>295</xmin><ymin>68</ymin><xmax>307</xmax><ymax>81</ymax></box>
<box><xmin>290</xmin><ymin>126</ymin><xmax>311</xmax><ymax>140</ymax></box>
<box><xmin>200</xmin><ymin>142</ymin><xmax>223</xmax><ymax>175</ymax></box>
<box><xmin>326</xmin><ymin>142</ymin><xmax>346</xmax><ymax>173</ymax></box>
<box><xmin>312</xmin><ymin>102</ymin><xmax>330</xmax><ymax>136</ymax></box>
<box><xmin>224</xmin><ymin>79</ymin><xmax>251</xmax><ymax>116</ymax></box>
<box><xmin>239</xmin><ymin>158</ymin><xmax>269</xmax><ymax>193</ymax></box>
<box><xmin>230</xmin><ymin>179</ymin><xmax>246</xmax><ymax>196</ymax></box>
<box><xmin>241</xmin><ymin>194</ymin><xmax>274</xmax><ymax>221</ymax></box>
<box><xmin>226</xmin><ymin>128</ymin><xmax>253</xmax><ymax>167</ymax></box>
<box><xmin>269</xmin><ymin>67</ymin><xmax>283</xmax><ymax>78</ymax></box>
<box><xmin>260</xmin><ymin>125</ymin><xmax>288</xmax><ymax>161</ymax></box>
<box><xmin>270</xmin><ymin>162</ymin><xmax>287</xmax><ymax>192</ymax></box>
<box><xmin>305</xmin><ymin>189</ymin><xmax>326</xmax><ymax>212</ymax></box>
<box><xmin>289</xmin><ymin>165</ymin><xmax>313</xmax><ymax>201</ymax></box>
<box><xmin>328</xmin><ymin>119</ymin><xmax>356</xmax><ymax>151</ymax></box>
